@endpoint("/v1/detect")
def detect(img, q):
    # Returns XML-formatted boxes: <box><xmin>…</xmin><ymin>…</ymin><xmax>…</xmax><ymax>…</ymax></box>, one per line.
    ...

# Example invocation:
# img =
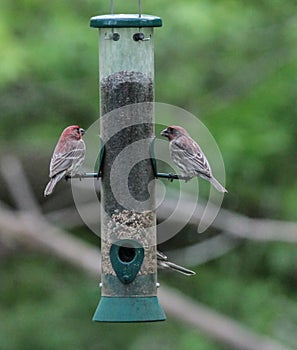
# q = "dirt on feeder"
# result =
<box><xmin>100</xmin><ymin>71</ymin><xmax>153</xmax><ymax>114</ymax></box>
<box><xmin>100</xmin><ymin>71</ymin><xmax>156</xmax><ymax>276</ymax></box>
<box><xmin>100</xmin><ymin>71</ymin><xmax>155</xmax><ymax>216</ymax></box>
<box><xmin>102</xmin><ymin>210</ymin><xmax>156</xmax><ymax>276</ymax></box>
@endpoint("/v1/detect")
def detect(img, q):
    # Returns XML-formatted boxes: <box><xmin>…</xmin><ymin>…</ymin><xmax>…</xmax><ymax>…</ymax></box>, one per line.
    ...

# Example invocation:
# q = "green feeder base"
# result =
<box><xmin>93</xmin><ymin>296</ymin><xmax>166</xmax><ymax>322</ymax></box>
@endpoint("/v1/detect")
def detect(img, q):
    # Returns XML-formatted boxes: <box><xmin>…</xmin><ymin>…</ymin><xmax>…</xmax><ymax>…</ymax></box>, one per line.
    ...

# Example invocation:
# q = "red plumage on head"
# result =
<box><xmin>61</xmin><ymin>125</ymin><xmax>83</xmax><ymax>140</ymax></box>
<box><xmin>55</xmin><ymin>125</ymin><xmax>85</xmax><ymax>153</ymax></box>
<box><xmin>167</xmin><ymin>125</ymin><xmax>189</xmax><ymax>136</ymax></box>
<box><xmin>161</xmin><ymin>125</ymin><xmax>189</xmax><ymax>141</ymax></box>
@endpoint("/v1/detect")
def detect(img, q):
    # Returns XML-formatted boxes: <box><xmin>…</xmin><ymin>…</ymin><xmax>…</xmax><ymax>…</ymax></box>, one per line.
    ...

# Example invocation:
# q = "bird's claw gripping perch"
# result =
<box><xmin>168</xmin><ymin>173</ymin><xmax>176</xmax><ymax>182</ymax></box>
<box><xmin>77</xmin><ymin>171</ymin><xmax>85</xmax><ymax>181</ymax></box>
<box><xmin>179</xmin><ymin>175</ymin><xmax>191</xmax><ymax>183</ymax></box>
<box><xmin>65</xmin><ymin>173</ymin><xmax>84</xmax><ymax>181</ymax></box>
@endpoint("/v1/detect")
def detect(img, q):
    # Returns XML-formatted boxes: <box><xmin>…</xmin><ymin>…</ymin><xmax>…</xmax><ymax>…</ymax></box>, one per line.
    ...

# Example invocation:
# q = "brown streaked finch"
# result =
<box><xmin>161</xmin><ymin>125</ymin><xmax>227</xmax><ymax>193</ymax></box>
<box><xmin>157</xmin><ymin>251</ymin><xmax>196</xmax><ymax>276</ymax></box>
<box><xmin>44</xmin><ymin>125</ymin><xmax>86</xmax><ymax>197</ymax></box>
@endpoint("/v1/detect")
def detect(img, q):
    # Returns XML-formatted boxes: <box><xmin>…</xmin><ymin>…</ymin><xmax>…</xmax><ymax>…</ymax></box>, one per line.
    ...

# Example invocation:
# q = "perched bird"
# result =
<box><xmin>44</xmin><ymin>125</ymin><xmax>86</xmax><ymax>197</ymax></box>
<box><xmin>157</xmin><ymin>251</ymin><xmax>196</xmax><ymax>276</ymax></box>
<box><xmin>161</xmin><ymin>125</ymin><xmax>227</xmax><ymax>193</ymax></box>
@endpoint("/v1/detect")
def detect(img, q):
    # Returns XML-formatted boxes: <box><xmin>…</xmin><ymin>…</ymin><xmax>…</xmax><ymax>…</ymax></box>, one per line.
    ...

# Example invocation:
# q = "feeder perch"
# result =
<box><xmin>90</xmin><ymin>13</ymin><xmax>165</xmax><ymax>322</ymax></box>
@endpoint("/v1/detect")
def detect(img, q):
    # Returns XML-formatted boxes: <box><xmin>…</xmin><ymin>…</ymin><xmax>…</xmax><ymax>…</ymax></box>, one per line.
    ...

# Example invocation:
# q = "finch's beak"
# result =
<box><xmin>161</xmin><ymin>128</ymin><xmax>169</xmax><ymax>137</ymax></box>
<box><xmin>79</xmin><ymin>128</ymin><xmax>85</xmax><ymax>136</ymax></box>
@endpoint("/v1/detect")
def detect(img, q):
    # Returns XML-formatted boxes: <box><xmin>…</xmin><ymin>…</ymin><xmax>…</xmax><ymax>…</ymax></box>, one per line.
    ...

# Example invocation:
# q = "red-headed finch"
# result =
<box><xmin>157</xmin><ymin>251</ymin><xmax>196</xmax><ymax>276</ymax></box>
<box><xmin>44</xmin><ymin>125</ymin><xmax>86</xmax><ymax>197</ymax></box>
<box><xmin>161</xmin><ymin>125</ymin><xmax>227</xmax><ymax>193</ymax></box>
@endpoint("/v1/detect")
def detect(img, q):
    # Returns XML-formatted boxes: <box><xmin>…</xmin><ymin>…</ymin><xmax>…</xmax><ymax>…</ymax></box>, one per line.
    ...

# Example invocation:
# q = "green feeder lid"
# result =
<box><xmin>90</xmin><ymin>14</ymin><xmax>162</xmax><ymax>28</ymax></box>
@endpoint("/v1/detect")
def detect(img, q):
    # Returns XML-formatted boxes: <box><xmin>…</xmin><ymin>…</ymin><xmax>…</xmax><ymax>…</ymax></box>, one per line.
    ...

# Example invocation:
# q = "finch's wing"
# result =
<box><xmin>50</xmin><ymin>142</ymin><xmax>85</xmax><ymax>177</ymax></box>
<box><xmin>172</xmin><ymin>136</ymin><xmax>212</xmax><ymax>177</ymax></box>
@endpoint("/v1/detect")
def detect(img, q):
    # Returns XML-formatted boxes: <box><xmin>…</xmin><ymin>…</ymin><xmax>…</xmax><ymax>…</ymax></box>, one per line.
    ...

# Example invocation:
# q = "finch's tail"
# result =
<box><xmin>209</xmin><ymin>177</ymin><xmax>227</xmax><ymax>193</ymax></box>
<box><xmin>158</xmin><ymin>260</ymin><xmax>196</xmax><ymax>276</ymax></box>
<box><xmin>157</xmin><ymin>251</ymin><xmax>196</xmax><ymax>276</ymax></box>
<box><xmin>44</xmin><ymin>172</ymin><xmax>66</xmax><ymax>197</ymax></box>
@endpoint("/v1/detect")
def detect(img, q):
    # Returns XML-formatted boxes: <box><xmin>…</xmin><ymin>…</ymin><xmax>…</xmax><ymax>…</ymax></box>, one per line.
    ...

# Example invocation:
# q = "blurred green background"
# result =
<box><xmin>0</xmin><ymin>0</ymin><xmax>296</xmax><ymax>349</ymax></box>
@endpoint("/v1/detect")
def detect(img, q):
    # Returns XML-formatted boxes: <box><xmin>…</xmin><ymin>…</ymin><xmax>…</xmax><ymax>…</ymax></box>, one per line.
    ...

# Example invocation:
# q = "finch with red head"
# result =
<box><xmin>44</xmin><ymin>125</ymin><xmax>86</xmax><ymax>197</ymax></box>
<box><xmin>161</xmin><ymin>125</ymin><xmax>227</xmax><ymax>193</ymax></box>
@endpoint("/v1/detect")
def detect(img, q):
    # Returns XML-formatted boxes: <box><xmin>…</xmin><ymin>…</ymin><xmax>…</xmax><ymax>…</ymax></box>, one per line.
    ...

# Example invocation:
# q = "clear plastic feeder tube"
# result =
<box><xmin>90</xmin><ymin>14</ymin><xmax>165</xmax><ymax>322</ymax></box>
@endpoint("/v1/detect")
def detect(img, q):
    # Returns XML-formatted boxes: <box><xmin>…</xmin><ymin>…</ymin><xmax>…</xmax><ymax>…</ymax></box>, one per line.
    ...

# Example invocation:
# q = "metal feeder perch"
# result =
<box><xmin>90</xmin><ymin>8</ymin><xmax>165</xmax><ymax>322</ymax></box>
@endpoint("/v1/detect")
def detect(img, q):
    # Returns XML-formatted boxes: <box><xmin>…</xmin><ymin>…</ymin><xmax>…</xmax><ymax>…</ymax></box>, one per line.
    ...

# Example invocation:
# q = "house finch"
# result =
<box><xmin>161</xmin><ymin>125</ymin><xmax>227</xmax><ymax>193</ymax></box>
<box><xmin>44</xmin><ymin>125</ymin><xmax>86</xmax><ymax>197</ymax></box>
<box><xmin>157</xmin><ymin>251</ymin><xmax>196</xmax><ymax>276</ymax></box>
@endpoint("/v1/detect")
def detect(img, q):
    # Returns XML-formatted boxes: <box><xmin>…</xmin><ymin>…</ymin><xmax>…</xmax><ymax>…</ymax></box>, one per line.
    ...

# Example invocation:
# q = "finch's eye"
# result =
<box><xmin>76</xmin><ymin>128</ymin><xmax>80</xmax><ymax>132</ymax></box>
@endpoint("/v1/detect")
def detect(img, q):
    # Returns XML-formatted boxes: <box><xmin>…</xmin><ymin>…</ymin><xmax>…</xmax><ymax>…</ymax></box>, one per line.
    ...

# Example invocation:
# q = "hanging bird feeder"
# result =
<box><xmin>90</xmin><ymin>2</ymin><xmax>165</xmax><ymax>322</ymax></box>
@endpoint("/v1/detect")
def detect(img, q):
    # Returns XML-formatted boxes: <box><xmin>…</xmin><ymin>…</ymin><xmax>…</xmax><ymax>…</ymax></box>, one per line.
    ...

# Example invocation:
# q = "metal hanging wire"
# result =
<box><xmin>138</xmin><ymin>0</ymin><xmax>142</xmax><ymax>17</ymax></box>
<box><xmin>109</xmin><ymin>0</ymin><xmax>142</xmax><ymax>17</ymax></box>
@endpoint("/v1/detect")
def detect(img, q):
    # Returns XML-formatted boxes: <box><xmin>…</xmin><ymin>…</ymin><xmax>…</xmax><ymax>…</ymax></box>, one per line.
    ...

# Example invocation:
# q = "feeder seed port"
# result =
<box><xmin>105</xmin><ymin>32</ymin><xmax>120</xmax><ymax>41</ymax></box>
<box><xmin>133</xmin><ymin>32</ymin><xmax>150</xmax><ymax>41</ymax></box>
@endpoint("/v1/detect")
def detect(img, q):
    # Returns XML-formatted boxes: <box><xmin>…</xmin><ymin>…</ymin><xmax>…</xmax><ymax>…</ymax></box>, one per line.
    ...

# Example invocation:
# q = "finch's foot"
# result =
<box><xmin>78</xmin><ymin>171</ymin><xmax>86</xmax><ymax>181</ymax></box>
<box><xmin>168</xmin><ymin>173</ymin><xmax>176</xmax><ymax>182</ymax></box>
<box><xmin>179</xmin><ymin>175</ymin><xmax>191</xmax><ymax>183</ymax></box>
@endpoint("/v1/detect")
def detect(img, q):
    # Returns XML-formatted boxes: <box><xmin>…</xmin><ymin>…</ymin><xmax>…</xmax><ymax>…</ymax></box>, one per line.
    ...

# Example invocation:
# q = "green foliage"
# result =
<box><xmin>0</xmin><ymin>244</ymin><xmax>296</xmax><ymax>349</ymax></box>
<box><xmin>163</xmin><ymin>241</ymin><xmax>297</xmax><ymax>348</ymax></box>
<box><xmin>0</xmin><ymin>253</ymin><xmax>226</xmax><ymax>350</ymax></box>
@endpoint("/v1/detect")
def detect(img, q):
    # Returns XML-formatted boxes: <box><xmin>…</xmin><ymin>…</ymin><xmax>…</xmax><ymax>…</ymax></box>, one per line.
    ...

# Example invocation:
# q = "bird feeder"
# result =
<box><xmin>90</xmin><ymin>10</ymin><xmax>165</xmax><ymax>322</ymax></box>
